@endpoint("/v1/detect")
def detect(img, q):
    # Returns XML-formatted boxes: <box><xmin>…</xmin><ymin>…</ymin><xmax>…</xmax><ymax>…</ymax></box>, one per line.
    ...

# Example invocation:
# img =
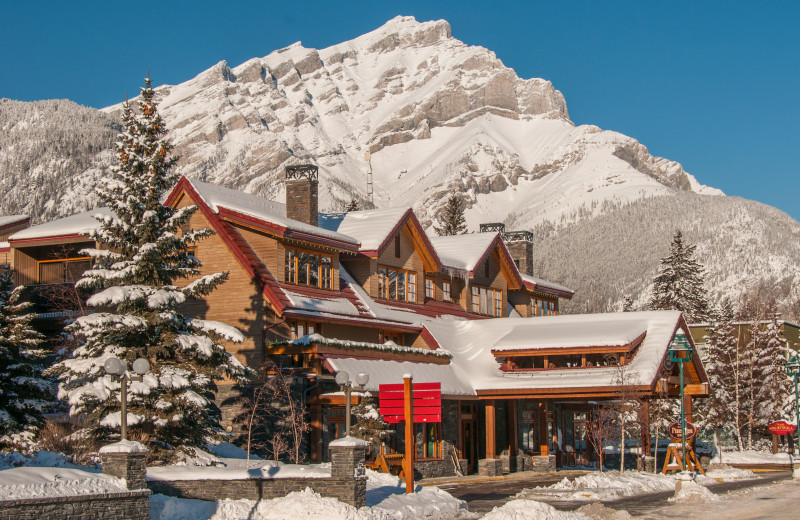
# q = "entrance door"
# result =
<box><xmin>573</xmin><ymin>411</ymin><xmax>591</xmax><ymax>466</ymax></box>
<box><xmin>460</xmin><ymin>404</ymin><xmax>478</xmax><ymax>473</ymax></box>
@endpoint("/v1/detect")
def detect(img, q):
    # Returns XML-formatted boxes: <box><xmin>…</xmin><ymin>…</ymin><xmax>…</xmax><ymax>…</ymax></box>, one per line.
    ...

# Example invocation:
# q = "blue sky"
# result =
<box><xmin>2</xmin><ymin>1</ymin><xmax>798</xmax><ymax>220</ymax></box>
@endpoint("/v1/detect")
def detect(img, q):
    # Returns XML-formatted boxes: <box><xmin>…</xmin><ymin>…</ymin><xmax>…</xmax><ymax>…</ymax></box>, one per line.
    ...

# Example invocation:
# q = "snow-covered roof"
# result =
<box><xmin>429</xmin><ymin>233</ymin><xmax>499</xmax><ymax>272</ymax></box>
<box><xmin>521</xmin><ymin>273</ymin><xmax>574</xmax><ymax>296</ymax></box>
<box><xmin>325</xmin><ymin>357</ymin><xmax>475</xmax><ymax>396</ymax></box>
<box><xmin>0</xmin><ymin>214</ymin><xmax>28</xmax><ymax>227</ymax></box>
<box><xmin>289</xmin><ymin>333</ymin><xmax>450</xmax><ymax>358</ymax></box>
<box><xmin>492</xmin><ymin>320</ymin><xmax>646</xmax><ymax>352</ymax></box>
<box><xmin>318</xmin><ymin>207</ymin><xmax>409</xmax><ymax>251</ymax></box>
<box><xmin>187</xmin><ymin>179</ymin><xmax>360</xmax><ymax>246</ymax></box>
<box><xmin>323</xmin><ymin>311</ymin><xmax>687</xmax><ymax>396</ymax></box>
<box><xmin>422</xmin><ymin>310</ymin><xmax>684</xmax><ymax>392</ymax></box>
<box><xmin>9</xmin><ymin>208</ymin><xmax>113</xmax><ymax>241</ymax></box>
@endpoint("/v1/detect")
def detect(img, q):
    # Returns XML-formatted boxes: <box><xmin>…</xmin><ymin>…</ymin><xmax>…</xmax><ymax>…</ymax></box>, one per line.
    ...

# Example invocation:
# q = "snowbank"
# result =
<box><xmin>482</xmin><ymin>499</ymin><xmax>588</xmax><ymax>520</ymax></box>
<box><xmin>710</xmin><ymin>450</ymin><xmax>793</xmax><ymax>464</ymax></box>
<box><xmin>150</xmin><ymin>478</ymin><xmax>468</xmax><ymax>520</ymax></box>
<box><xmin>669</xmin><ymin>479</ymin><xmax>719</xmax><ymax>504</ymax></box>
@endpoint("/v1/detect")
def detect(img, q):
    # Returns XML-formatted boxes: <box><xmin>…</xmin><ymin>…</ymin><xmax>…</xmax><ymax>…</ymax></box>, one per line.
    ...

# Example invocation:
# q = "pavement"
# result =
<box><xmin>419</xmin><ymin>469</ymin><xmax>794</xmax><ymax>517</ymax></box>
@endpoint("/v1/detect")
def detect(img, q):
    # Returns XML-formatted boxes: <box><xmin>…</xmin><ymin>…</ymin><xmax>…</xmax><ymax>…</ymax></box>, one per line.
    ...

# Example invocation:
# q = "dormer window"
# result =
<box><xmin>471</xmin><ymin>285</ymin><xmax>503</xmax><ymax>316</ymax></box>
<box><xmin>284</xmin><ymin>247</ymin><xmax>333</xmax><ymax>289</ymax></box>
<box><xmin>378</xmin><ymin>266</ymin><xmax>416</xmax><ymax>303</ymax></box>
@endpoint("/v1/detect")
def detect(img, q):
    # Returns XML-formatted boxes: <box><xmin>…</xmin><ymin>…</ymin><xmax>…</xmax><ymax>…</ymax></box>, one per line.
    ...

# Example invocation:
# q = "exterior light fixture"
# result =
<box><xmin>668</xmin><ymin>331</ymin><xmax>694</xmax><ymax>471</ymax></box>
<box><xmin>104</xmin><ymin>356</ymin><xmax>150</xmax><ymax>440</ymax></box>
<box><xmin>335</xmin><ymin>371</ymin><xmax>369</xmax><ymax>436</ymax></box>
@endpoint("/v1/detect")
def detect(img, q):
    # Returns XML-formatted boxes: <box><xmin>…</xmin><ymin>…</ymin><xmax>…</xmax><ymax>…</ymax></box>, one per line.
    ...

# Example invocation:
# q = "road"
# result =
<box><xmin>429</xmin><ymin>470</ymin><xmax>794</xmax><ymax>518</ymax></box>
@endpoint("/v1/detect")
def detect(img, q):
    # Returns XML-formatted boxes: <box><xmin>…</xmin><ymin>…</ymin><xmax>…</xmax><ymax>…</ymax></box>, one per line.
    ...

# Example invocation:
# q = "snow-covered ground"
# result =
<box><xmin>711</xmin><ymin>449</ymin><xmax>795</xmax><ymax>464</ymax></box>
<box><xmin>516</xmin><ymin>468</ymin><xmax>755</xmax><ymax>502</ymax></box>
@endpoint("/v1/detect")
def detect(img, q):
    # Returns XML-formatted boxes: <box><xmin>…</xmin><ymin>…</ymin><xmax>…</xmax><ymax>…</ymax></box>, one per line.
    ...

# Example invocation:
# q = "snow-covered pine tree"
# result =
<box><xmin>345</xmin><ymin>198</ymin><xmax>359</xmax><ymax>212</ymax></box>
<box><xmin>52</xmin><ymin>78</ymin><xmax>249</xmax><ymax>458</ymax></box>
<box><xmin>350</xmin><ymin>392</ymin><xmax>390</xmax><ymax>452</ymax></box>
<box><xmin>433</xmin><ymin>194</ymin><xmax>468</xmax><ymax>236</ymax></box>
<box><xmin>755</xmin><ymin>314</ymin><xmax>793</xmax><ymax>428</ymax></box>
<box><xmin>0</xmin><ymin>267</ymin><xmax>52</xmax><ymax>449</ymax></box>
<box><xmin>701</xmin><ymin>300</ymin><xmax>742</xmax><ymax>454</ymax></box>
<box><xmin>649</xmin><ymin>230</ymin><xmax>710</xmax><ymax>323</ymax></box>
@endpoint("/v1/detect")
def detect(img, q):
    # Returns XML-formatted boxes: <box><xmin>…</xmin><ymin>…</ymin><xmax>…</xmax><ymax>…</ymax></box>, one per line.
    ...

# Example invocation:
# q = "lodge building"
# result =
<box><xmin>6</xmin><ymin>165</ymin><xmax>710</xmax><ymax>477</ymax></box>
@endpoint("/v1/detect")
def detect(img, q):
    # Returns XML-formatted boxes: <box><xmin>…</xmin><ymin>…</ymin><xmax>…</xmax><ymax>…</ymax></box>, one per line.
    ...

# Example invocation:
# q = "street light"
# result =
<box><xmin>104</xmin><ymin>356</ymin><xmax>150</xmax><ymax>440</ymax></box>
<box><xmin>335</xmin><ymin>371</ymin><xmax>369</xmax><ymax>436</ymax></box>
<box><xmin>668</xmin><ymin>331</ymin><xmax>694</xmax><ymax>472</ymax></box>
<box><xmin>785</xmin><ymin>353</ymin><xmax>800</xmax><ymax>454</ymax></box>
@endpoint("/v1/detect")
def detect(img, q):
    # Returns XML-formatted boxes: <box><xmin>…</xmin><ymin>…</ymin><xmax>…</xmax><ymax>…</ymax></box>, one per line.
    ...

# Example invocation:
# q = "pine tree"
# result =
<box><xmin>754</xmin><ymin>314</ymin><xmax>792</xmax><ymax>428</ymax></box>
<box><xmin>52</xmin><ymin>77</ymin><xmax>249</xmax><ymax>458</ymax></box>
<box><xmin>433</xmin><ymin>194</ymin><xmax>468</xmax><ymax>236</ymax></box>
<box><xmin>0</xmin><ymin>267</ymin><xmax>52</xmax><ymax>449</ymax></box>
<box><xmin>622</xmin><ymin>295</ymin><xmax>634</xmax><ymax>312</ymax></box>
<box><xmin>350</xmin><ymin>392</ymin><xmax>390</xmax><ymax>455</ymax></box>
<box><xmin>344</xmin><ymin>198</ymin><xmax>359</xmax><ymax>212</ymax></box>
<box><xmin>701</xmin><ymin>300</ymin><xmax>742</xmax><ymax>452</ymax></box>
<box><xmin>649</xmin><ymin>230</ymin><xmax>709</xmax><ymax>323</ymax></box>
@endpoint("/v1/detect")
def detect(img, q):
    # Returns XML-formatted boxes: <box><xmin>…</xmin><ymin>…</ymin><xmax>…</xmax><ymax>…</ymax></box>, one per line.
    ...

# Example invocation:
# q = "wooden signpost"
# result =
<box><xmin>378</xmin><ymin>378</ymin><xmax>442</xmax><ymax>494</ymax></box>
<box><xmin>662</xmin><ymin>421</ymin><xmax>705</xmax><ymax>475</ymax></box>
<box><xmin>768</xmin><ymin>420</ymin><xmax>797</xmax><ymax>454</ymax></box>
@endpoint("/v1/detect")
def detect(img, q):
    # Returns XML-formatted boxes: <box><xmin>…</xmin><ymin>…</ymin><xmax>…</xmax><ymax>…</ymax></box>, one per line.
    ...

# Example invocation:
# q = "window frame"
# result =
<box><xmin>284</xmin><ymin>246</ymin><xmax>333</xmax><ymax>289</ymax></box>
<box><xmin>424</xmin><ymin>277</ymin><xmax>435</xmax><ymax>299</ymax></box>
<box><xmin>442</xmin><ymin>280</ymin><xmax>451</xmax><ymax>302</ymax></box>
<box><xmin>471</xmin><ymin>285</ymin><xmax>503</xmax><ymax>317</ymax></box>
<box><xmin>377</xmin><ymin>265</ymin><xmax>417</xmax><ymax>303</ymax></box>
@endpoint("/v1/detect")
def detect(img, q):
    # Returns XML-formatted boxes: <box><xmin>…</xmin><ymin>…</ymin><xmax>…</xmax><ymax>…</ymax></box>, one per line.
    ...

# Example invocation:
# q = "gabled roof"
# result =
<box><xmin>9</xmin><ymin>208</ymin><xmax>112</xmax><ymax>243</ymax></box>
<box><xmin>165</xmin><ymin>177</ymin><xmax>359</xmax><ymax>251</ymax></box>
<box><xmin>319</xmin><ymin>208</ymin><xmax>441</xmax><ymax>271</ymax></box>
<box><xmin>0</xmin><ymin>215</ymin><xmax>29</xmax><ymax>231</ymax></box>
<box><xmin>521</xmin><ymin>273</ymin><xmax>574</xmax><ymax>299</ymax></box>
<box><xmin>430</xmin><ymin>233</ymin><xmax>524</xmax><ymax>290</ymax></box>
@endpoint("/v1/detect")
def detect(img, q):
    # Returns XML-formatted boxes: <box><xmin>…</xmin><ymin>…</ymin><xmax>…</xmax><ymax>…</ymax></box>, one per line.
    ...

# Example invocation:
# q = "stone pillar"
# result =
<box><xmin>329</xmin><ymin>437</ymin><xmax>368</xmax><ymax>507</ymax></box>
<box><xmin>100</xmin><ymin>441</ymin><xmax>148</xmax><ymax>490</ymax></box>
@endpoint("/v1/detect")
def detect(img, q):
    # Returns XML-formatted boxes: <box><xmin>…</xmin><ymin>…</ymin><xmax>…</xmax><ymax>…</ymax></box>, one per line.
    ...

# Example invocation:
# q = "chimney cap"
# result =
<box><xmin>285</xmin><ymin>164</ymin><xmax>319</xmax><ymax>181</ymax></box>
<box><xmin>479</xmin><ymin>222</ymin><xmax>505</xmax><ymax>233</ymax></box>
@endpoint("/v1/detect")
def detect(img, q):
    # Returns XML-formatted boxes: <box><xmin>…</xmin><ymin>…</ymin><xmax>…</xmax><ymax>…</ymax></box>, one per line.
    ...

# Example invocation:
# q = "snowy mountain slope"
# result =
<box><xmin>535</xmin><ymin>192</ymin><xmax>800</xmax><ymax>317</ymax></box>
<box><xmin>101</xmin><ymin>16</ymin><xmax>719</xmax><ymax>229</ymax></box>
<box><xmin>0</xmin><ymin>99</ymin><xmax>118</xmax><ymax>222</ymax></box>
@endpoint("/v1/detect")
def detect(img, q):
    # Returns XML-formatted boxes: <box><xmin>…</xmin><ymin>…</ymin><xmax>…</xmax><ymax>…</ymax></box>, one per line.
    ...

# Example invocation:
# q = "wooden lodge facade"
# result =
<box><xmin>7</xmin><ymin>165</ymin><xmax>710</xmax><ymax>476</ymax></box>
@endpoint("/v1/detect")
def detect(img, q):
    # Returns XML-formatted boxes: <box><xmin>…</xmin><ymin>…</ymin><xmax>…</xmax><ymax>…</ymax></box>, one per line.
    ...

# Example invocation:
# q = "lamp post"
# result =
<box><xmin>104</xmin><ymin>356</ymin><xmax>150</xmax><ymax>441</ymax></box>
<box><xmin>335</xmin><ymin>371</ymin><xmax>369</xmax><ymax>436</ymax></box>
<box><xmin>668</xmin><ymin>331</ymin><xmax>694</xmax><ymax>472</ymax></box>
<box><xmin>785</xmin><ymin>353</ymin><xmax>800</xmax><ymax>454</ymax></box>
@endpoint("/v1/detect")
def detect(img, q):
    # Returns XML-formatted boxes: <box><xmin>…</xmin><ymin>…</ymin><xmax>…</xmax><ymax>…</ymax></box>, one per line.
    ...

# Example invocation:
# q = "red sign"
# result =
<box><xmin>379</xmin><ymin>382</ymin><xmax>442</xmax><ymax>423</ymax></box>
<box><xmin>668</xmin><ymin>421</ymin><xmax>697</xmax><ymax>441</ymax></box>
<box><xmin>768</xmin><ymin>421</ymin><xmax>797</xmax><ymax>435</ymax></box>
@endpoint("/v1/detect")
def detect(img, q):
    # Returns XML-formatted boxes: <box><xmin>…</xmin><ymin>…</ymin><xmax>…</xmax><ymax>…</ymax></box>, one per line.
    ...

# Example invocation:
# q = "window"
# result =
<box><xmin>471</xmin><ymin>285</ymin><xmax>503</xmax><ymax>316</ymax></box>
<box><xmin>377</xmin><ymin>266</ymin><xmax>417</xmax><ymax>303</ymax></box>
<box><xmin>394</xmin><ymin>235</ymin><xmax>401</xmax><ymax>258</ymax></box>
<box><xmin>522</xmin><ymin>411</ymin><xmax>538</xmax><ymax>453</ymax></box>
<box><xmin>38</xmin><ymin>257</ymin><xmax>92</xmax><ymax>284</ymax></box>
<box><xmin>378</xmin><ymin>330</ymin><xmax>403</xmax><ymax>345</ymax></box>
<box><xmin>284</xmin><ymin>247</ymin><xmax>333</xmax><ymax>289</ymax></box>
<box><xmin>415</xmin><ymin>423</ymin><xmax>442</xmax><ymax>459</ymax></box>
<box><xmin>484</xmin><ymin>260</ymin><xmax>490</xmax><ymax>278</ymax></box>
<box><xmin>290</xmin><ymin>320</ymin><xmax>320</xmax><ymax>340</ymax></box>
<box><xmin>425</xmin><ymin>278</ymin><xmax>435</xmax><ymax>299</ymax></box>
<box><xmin>442</xmin><ymin>281</ymin><xmax>451</xmax><ymax>302</ymax></box>
<box><xmin>530</xmin><ymin>298</ymin><xmax>557</xmax><ymax>317</ymax></box>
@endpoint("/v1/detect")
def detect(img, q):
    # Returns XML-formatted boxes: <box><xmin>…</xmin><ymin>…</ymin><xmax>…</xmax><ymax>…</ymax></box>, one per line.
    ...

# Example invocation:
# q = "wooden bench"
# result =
<box><xmin>369</xmin><ymin>452</ymin><xmax>405</xmax><ymax>477</ymax></box>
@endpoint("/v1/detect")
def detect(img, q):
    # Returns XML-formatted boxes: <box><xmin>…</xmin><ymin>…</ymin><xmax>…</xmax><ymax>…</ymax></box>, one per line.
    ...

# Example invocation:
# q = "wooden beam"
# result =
<box><xmin>485</xmin><ymin>400</ymin><xmax>496</xmax><ymax>459</ymax></box>
<box><xmin>684</xmin><ymin>394</ymin><xmax>693</xmax><ymax>424</ymax></box>
<box><xmin>508</xmin><ymin>400</ymin><xmax>518</xmax><ymax>457</ymax></box>
<box><xmin>539</xmin><ymin>402</ymin><xmax>549</xmax><ymax>456</ymax></box>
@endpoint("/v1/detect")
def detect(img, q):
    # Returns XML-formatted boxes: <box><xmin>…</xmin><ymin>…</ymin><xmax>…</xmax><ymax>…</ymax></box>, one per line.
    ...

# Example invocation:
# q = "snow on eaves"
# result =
<box><xmin>188</xmin><ymin>179</ymin><xmax>359</xmax><ymax>246</ymax></box>
<box><xmin>318</xmin><ymin>207</ymin><xmax>409</xmax><ymax>251</ymax></box>
<box><xmin>0</xmin><ymin>214</ymin><xmax>28</xmax><ymax>227</ymax></box>
<box><xmin>521</xmin><ymin>273</ymin><xmax>574</xmax><ymax>296</ymax></box>
<box><xmin>429</xmin><ymin>233</ymin><xmax>499</xmax><ymax>272</ymax></box>
<box><xmin>9</xmin><ymin>208</ymin><xmax>113</xmax><ymax>241</ymax></box>
<box><xmin>326</xmin><ymin>357</ymin><xmax>475</xmax><ymax>396</ymax></box>
<box><xmin>282</xmin><ymin>333</ymin><xmax>451</xmax><ymax>358</ymax></box>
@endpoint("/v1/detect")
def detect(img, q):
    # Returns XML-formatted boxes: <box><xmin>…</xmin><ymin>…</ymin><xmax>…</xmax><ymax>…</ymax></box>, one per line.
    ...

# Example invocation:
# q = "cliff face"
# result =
<box><xmin>99</xmin><ymin>16</ymin><xmax>714</xmax><ymax>230</ymax></box>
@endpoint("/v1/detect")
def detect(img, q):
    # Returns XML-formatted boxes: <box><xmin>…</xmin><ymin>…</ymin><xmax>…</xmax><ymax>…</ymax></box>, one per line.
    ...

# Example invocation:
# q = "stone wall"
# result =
<box><xmin>0</xmin><ymin>490</ymin><xmax>150</xmax><ymax>520</ymax></box>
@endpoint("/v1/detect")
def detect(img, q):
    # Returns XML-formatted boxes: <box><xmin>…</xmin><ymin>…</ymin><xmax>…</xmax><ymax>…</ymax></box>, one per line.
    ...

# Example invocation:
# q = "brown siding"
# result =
<box><xmin>0</xmin><ymin>221</ymin><xmax>29</xmax><ymax>241</ymax></box>
<box><xmin>341</xmin><ymin>257</ymin><xmax>376</xmax><ymax>298</ymax></box>
<box><xmin>508</xmin><ymin>290</ymin><xmax>531</xmax><ymax>317</ymax></box>
<box><xmin>322</xmin><ymin>323</ymin><xmax>381</xmax><ymax>343</ymax></box>
<box><xmin>175</xmin><ymin>196</ymin><xmax>265</xmax><ymax>370</ymax></box>
<box><xmin>12</xmin><ymin>248</ymin><xmax>36</xmax><ymax>285</ymax></box>
<box><xmin>376</xmin><ymin>224</ymin><xmax>424</xmax><ymax>304</ymax></box>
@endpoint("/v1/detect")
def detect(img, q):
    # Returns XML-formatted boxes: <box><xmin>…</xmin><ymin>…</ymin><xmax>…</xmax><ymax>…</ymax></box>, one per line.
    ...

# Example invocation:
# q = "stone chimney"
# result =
<box><xmin>480</xmin><ymin>222</ymin><xmax>534</xmax><ymax>276</ymax></box>
<box><xmin>285</xmin><ymin>164</ymin><xmax>319</xmax><ymax>226</ymax></box>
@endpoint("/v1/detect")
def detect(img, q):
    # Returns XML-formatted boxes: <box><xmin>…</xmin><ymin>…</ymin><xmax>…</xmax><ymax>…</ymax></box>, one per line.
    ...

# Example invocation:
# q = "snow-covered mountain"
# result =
<box><xmin>0</xmin><ymin>16</ymin><xmax>796</xmax><ymax>316</ymax></box>
<box><xmin>102</xmin><ymin>16</ymin><xmax>721</xmax><ymax>230</ymax></box>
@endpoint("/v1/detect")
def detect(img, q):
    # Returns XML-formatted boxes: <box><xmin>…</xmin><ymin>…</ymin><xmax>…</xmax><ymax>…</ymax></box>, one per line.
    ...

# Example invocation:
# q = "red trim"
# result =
<box><xmin>0</xmin><ymin>217</ymin><xmax>29</xmax><ymax>233</ymax></box>
<box><xmin>218</xmin><ymin>207</ymin><xmax>359</xmax><ymax>252</ymax></box>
